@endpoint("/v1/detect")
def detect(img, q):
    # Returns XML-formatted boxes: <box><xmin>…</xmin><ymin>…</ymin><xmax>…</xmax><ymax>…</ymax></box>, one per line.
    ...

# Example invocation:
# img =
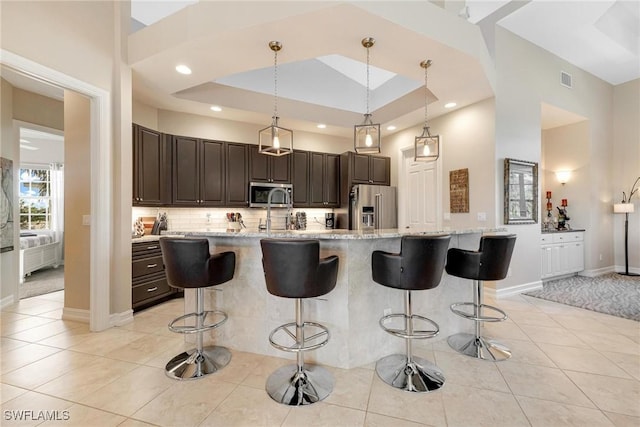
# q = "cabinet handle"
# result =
<box><xmin>147</xmin><ymin>263</ymin><xmax>158</xmax><ymax>268</ymax></box>
<box><xmin>147</xmin><ymin>245</ymin><xmax>158</xmax><ymax>250</ymax></box>
<box><xmin>147</xmin><ymin>287</ymin><xmax>158</xmax><ymax>292</ymax></box>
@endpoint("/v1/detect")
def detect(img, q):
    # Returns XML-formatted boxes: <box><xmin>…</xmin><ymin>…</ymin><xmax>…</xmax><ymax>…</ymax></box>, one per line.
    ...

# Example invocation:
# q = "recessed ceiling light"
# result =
<box><xmin>444</xmin><ymin>102</ymin><xmax>457</xmax><ymax>109</ymax></box>
<box><xmin>316</xmin><ymin>124</ymin><xmax>327</xmax><ymax>129</ymax></box>
<box><xmin>210</xmin><ymin>106</ymin><xmax>222</xmax><ymax>112</ymax></box>
<box><xmin>386</xmin><ymin>125</ymin><xmax>396</xmax><ymax>131</ymax></box>
<box><xmin>175</xmin><ymin>64</ymin><xmax>192</xmax><ymax>75</ymax></box>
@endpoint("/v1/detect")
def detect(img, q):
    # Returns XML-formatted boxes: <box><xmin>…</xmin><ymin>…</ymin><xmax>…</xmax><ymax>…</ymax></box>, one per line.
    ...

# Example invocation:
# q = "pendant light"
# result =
<box><xmin>414</xmin><ymin>59</ymin><xmax>440</xmax><ymax>162</ymax></box>
<box><xmin>354</xmin><ymin>37</ymin><xmax>381</xmax><ymax>154</ymax></box>
<box><xmin>259</xmin><ymin>41</ymin><xmax>293</xmax><ymax>156</ymax></box>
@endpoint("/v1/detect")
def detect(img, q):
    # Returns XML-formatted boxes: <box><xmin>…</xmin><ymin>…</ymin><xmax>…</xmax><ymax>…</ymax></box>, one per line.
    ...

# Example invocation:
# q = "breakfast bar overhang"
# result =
<box><xmin>170</xmin><ymin>228</ymin><xmax>506</xmax><ymax>369</ymax></box>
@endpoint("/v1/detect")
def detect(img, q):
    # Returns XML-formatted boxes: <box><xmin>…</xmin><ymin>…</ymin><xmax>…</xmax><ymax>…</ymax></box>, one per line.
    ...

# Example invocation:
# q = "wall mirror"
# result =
<box><xmin>504</xmin><ymin>158</ymin><xmax>538</xmax><ymax>224</ymax></box>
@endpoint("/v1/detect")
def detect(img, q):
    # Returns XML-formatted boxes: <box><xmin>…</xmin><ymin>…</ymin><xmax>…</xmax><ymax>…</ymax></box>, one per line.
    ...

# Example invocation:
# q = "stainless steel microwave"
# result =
<box><xmin>249</xmin><ymin>182</ymin><xmax>292</xmax><ymax>208</ymax></box>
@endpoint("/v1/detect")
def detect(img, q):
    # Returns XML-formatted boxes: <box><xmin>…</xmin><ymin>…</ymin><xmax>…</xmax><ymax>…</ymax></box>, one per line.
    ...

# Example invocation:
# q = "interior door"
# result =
<box><xmin>402</xmin><ymin>148</ymin><xmax>438</xmax><ymax>231</ymax></box>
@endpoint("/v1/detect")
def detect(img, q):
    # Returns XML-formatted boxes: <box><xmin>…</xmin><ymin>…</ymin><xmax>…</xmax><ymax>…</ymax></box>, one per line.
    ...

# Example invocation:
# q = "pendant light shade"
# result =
<box><xmin>354</xmin><ymin>37</ymin><xmax>381</xmax><ymax>154</ymax></box>
<box><xmin>415</xmin><ymin>60</ymin><xmax>440</xmax><ymax>162</ymax></box>
<box><xmin>259</xmin><ymin>41</ymin><xmax>292</xmax><ymax>156</ymax></box>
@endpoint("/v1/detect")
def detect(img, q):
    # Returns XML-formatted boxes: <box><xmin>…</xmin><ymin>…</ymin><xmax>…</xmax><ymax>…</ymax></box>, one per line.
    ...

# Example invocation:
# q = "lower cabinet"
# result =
<box><xmin>541</xmin><ymin>232</ymin><xmax>584</xmax><ymax>280</ymax></box>
<box><xmin>132</xmin><ymin>241</ymin><xmax>182</xmax><ymax>311</ymax></box>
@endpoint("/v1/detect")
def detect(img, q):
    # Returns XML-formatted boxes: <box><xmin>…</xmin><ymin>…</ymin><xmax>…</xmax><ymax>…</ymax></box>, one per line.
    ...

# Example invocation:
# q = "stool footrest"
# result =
<box><xmin>379</xmin><ymin>313</ymin><xmax>439</xmax><ymax>339</ymax></box>
<box><xmin>168</xmin><ymin>310</ymin><xmax>228</xmax><ymax>334</ymax></box>
<box><xmin>450</xmin><ymin>302</ymin><xmax>507</xmax><ymax>322</ymax></box>
<box><xmin>269</xmin><ymin>321</ymin><xmax>330</xmax><ymax>353</ymax></box>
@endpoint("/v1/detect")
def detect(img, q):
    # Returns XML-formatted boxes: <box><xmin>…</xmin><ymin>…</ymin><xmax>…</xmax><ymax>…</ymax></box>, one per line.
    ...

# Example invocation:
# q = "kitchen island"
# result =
<box><xmin>168</xmin><ymin>227</ymin><xmax>506</xmax><ymax>369</ymax></box>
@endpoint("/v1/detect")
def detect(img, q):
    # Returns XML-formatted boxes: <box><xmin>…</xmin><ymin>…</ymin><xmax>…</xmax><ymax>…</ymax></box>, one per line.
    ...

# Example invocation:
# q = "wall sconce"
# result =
<box><xmin>555</xmin><ymin>170</ymin><xmax>571</xmax><ymax>185</ymax></box>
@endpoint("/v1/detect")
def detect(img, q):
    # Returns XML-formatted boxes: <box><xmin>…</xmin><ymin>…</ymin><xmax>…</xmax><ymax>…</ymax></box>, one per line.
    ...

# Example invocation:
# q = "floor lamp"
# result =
<box><xmin>614</xmin><ymin>202</ymin><xmax>638</xmax><ymax>276</ymax></box>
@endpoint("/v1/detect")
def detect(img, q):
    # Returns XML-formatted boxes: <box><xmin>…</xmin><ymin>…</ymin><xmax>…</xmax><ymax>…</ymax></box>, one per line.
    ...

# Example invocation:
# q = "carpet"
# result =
<box><xmin>525</xmin><ymin>273</ymin><xmax>640</xmax><ymax>321</ymax></box>
<box><xmin>20</xmin><ymin>265</ymin><xmax>65</xmax><ymax>299</ymax></box>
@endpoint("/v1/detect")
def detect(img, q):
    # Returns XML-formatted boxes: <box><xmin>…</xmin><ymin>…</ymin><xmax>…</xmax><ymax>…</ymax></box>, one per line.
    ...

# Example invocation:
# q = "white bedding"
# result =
<box><xmin>20</xmin><ymin>231</ymin><xmax>55</xmax><ymax>249</ymax></box>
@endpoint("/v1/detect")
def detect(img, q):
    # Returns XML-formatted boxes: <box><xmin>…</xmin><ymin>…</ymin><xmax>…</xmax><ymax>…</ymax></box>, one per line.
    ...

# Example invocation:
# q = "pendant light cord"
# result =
<box><xmin>366</xmin><ymin>45</ymin><xmax>370</xmax><ymax>116</ymax></box>
<box><xmin>273</xmin><ymin>48</ymin><xmax>278</xmax><ymax>119</ymax></box>
<box><xmin>424</xmin><ymin>64</ymin><xmax>428</xmax><ymax>127</ymax></box>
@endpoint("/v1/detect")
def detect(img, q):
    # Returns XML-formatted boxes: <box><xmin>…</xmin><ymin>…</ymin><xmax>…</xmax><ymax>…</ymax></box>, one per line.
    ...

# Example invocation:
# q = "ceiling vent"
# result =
<box><xmin>560</xmin><ymin>71</ymin><xmax>573</xmax><ymax>88</ymax></box>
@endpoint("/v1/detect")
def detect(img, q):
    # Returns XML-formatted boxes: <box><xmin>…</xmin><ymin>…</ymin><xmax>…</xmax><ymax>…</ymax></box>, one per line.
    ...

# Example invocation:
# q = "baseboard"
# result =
<box><xmin>580</xmin><ymin>266</ymin><xmax>615</xmax><ymax>277</ymax></box>
<box><xmin>62</xmin><ymin>307</ymin><xmax>90</xmax><ymax>323</ymax></box>
<box><xmin>614</xmin><ymin>265</ymin><xmax>640</xmax><ymax>275</ymax></box>
<box><xmin>0</xmin><ymin>294</ymin><xmax>15</xmax><ymax>309</ymax></box>
<box><xmin>110</xmin><ymin>309</ymin><xmax>133</xmax><ymax>327</ymax></box>
<box><xmin>486</xmin><ymin>280</ymin><xmax>543</xmax><ymax>299</ymax></box>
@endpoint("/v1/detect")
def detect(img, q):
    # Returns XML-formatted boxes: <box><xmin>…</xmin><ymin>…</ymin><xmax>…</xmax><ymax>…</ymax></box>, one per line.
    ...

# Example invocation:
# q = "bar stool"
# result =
<box><xmin>371</xmin><ymin>234</ymin><xmax>451</xmax><ymax>393</ymax></box>
<box><xmin>445</xmin><ymin>234</ymin><xmax>516</xmax><ymax>361</ymax></box>
<box><xmin>159</xmin><ymin>237</ymin><xmax>235</xmax><ymax>380</ymax></box>
<box><xmin>260</xmin><ymin>239</ymin><xmax>339</xmax><ymax>406</ymax></box>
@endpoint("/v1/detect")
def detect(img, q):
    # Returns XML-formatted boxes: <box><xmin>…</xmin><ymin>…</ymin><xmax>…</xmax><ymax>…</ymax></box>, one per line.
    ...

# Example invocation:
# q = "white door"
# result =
<box><xmin>399</xmin><ymin>146</ymin><xmax>440</xmax><ymax>231</ymax></box>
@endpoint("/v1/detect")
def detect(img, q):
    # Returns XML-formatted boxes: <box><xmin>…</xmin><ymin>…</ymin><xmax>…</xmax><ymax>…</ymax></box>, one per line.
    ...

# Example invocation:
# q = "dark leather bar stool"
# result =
<box><xmin>260</xmin><ymin>239</ymin><xmax>339</xmax><ymax>406</ymax></box>
<box><xmin>371</xmin><ymin>234</ymin><xmax>451</xmax><ymax>393</ymax></box>
<box><xmin>445</xmin><ymin>234</ymin><xmax>516</xmax><ymax>361</ymax></box>
<box><xmin>159</xmin><ymin>237</ymin><xmax>235</xmax><ymax>380</ymax></box>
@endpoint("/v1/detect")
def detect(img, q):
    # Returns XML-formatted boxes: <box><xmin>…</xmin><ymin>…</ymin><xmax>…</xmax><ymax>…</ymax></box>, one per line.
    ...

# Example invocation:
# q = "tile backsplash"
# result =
<box><xmin>132</xmin><ymin>206</ymin><xmax>337</xmax><ymax>233</ymax></box>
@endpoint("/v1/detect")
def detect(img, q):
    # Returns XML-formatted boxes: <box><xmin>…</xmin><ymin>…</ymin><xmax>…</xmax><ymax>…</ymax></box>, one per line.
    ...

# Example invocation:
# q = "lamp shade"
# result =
<box><xmin>614</xmin><ymin>203</ymin><xmax>634</xmax><ymax>213</ymax></box>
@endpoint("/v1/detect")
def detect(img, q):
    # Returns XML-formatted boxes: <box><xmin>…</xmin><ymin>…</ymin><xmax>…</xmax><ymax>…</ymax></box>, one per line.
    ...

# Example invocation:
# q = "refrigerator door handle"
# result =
<box><xmin>375</xmin><ymin>193</ymin><xmax>382</xmax><ymax>230</ymax></box>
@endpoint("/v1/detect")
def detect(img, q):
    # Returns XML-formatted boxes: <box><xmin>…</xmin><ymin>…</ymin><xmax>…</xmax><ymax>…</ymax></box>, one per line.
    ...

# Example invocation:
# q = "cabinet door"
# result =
<box><xmin>249</xmin><ymin>145</ymin><xmax>269</xmax><ymax>182</ymax></box>
<box><xmin>568</xmin><ymin>242</ymin><xmax>584</xmax><ymax>272</ymax></box>
<box><xmin>370</xmin><ymin>156</ymin><xmax>390</xmax><ymax>185</ymax></box>
<box><xmin>172</xmin><ymin>136</ymin><xmax>200</xmax><ymax>205</ymax></box>
<box><xmin>270</xmin><ymin>154</ymin><xmax>291</xmax><ymax>183</ymax></box>
<box><xmin>541</xmin><ymin>246</ymin><xmax>554</xmax><ymax>278</ymax></box>
<box><xmin>351</xmin><ymin>153</ymin><xmax>371</xmax><ymax>183</ymax></box>
<box><xmin>309</xmin><ymin>152</ymin><xmax>326</xmax><ymax>207</ymax></box>
<box><xmin>226</xmin><ymin>143</ymin><xmax>249</xmax><ymax>206</ymax></box>
<box><xmin>292</xmin><ymin>150</ymin><xmax>310</xmax><ymax>206</ymax></box>
<box><xmin>325</xmin><ymin>154</ymin><xmax>340</xmax><ymax>206</ymax></box>
<box><xmin>200</xmin><ymin>140</ymin><xmax>225</xmax><ymax>206</ymax></box>
<box><xmin>133</xmin><ymin>125</ymin><xmax>166</xmax><ymax>206</ymax></box>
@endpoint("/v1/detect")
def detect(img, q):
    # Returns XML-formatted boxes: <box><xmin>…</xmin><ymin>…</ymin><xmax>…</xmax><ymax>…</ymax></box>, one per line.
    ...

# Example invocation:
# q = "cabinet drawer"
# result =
<box><xmin>132</xmin><ymin>242</ymin><xmax>161</xmax><ymax>254</ymax></box>
<box><xmin>132</xmin><ymin>277</ymin><xmax>172</xmax><ymax>305</ymax></box>
<box><xmin>132</xmin><ymin>255</ymin><xmax>164</xmax><ymax>278</ymax></box>
<box><xmin>540</xmin><ymin>235</ymin><xmax>552</xmax><ymax>244</ymax></box>
<box><xmin>552</xmin><ymin>232</ymin><xmax>583</xmax><ymax>244</ymax></box>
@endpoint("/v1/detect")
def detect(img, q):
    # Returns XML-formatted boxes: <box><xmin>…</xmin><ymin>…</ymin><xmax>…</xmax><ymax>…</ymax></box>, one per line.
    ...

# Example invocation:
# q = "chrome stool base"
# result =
<box><xmin>376</xmin><ymin>354</ymin><xmax>445</xmax><ymax>393</ymax></box>
<box><xmin>448</xmin><ymin>333</ymin><xmax>511</xmax><ymax>361</ymax></box>
<box><xmin>165</xmin><ymin>345</ymin><xmax>231</xmax><ymax>380</ymax></box>
<box><xmin>266</xmin><ymin>364</ymin><xmax>334</xmax><ymax>406</ymax></box>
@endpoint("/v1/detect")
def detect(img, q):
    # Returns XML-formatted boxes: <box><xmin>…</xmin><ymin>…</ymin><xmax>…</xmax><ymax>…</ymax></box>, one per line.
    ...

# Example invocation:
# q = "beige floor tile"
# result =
<box><xmin>34</xmin><ymin>356</ymin><xmax>137</xmax><ymax>401</ymax></box>
<box><xmin>120</xmin><ymin>312</ymin><xmax>176</xmax><ymax>335</ymax></box>
<box><xmin>5</xmin><ymin>300</ymin><xmax>64</xmax><ymax>316</ymax></box>
<box><xmin>0</xmin><ymin>391</ymin><xmax>73</xmax><ymax>427</ymax></box>
<box><xmin>39</xmin><ymin>404</ymin><xmax>126</xmax><ymax>427</ymax></box>
<box><xmin>500</xmin><ymin>338</ymin><xmax>557</xmax><ymax>367</ymax></box>
<box><xmin>1</xmin><ymin>316</ymin><xmax>57</xmax><ymax>336</ymax></box>
<box><xmin>132</xmin><ymin>377</ymin><xmax>236</xmax><ymax>427</ymax></box>
<box><xmin>519</xmin><ymin>324</ymin><xmax>590</xmax><ymax>348</ymax></box>
<box><xmin>37</xmin><ymin>308</ymin><xmax>64</xmax><ymax>319</ymax></box>
<box><xmin>103</xmin><ymin>333</ymin><xmax>183</xmax><ymax>364</ymax></box>
<box><xmin>241</xmin><ymin>354</ymin><xmax>291</xmax><ymax>390</ymax></box>
<box><xmin>1</xmin><ymin>343</ymin><xmax>61</xmax><ymax>374</ymax></box>
<box><xmin>68</xmin><ymin>328</ymin><xmax>149</xmax><ymax>356</ymax></box>
<box><xmin>78</xmin><ymin>365</ymin><xmax>174</xmax><ymax>417</ymax></box>
<box><xmin>117</xmin><ymin>418</ymin><xmax>159</xmax><ymax>427</ymax></box>
<box><xmin>482</xmin><ymin>321</ymin><xmax>531</xmax><ymax>341</ymax></box>
<box><xmin>203</xmin><ymin>350</ymin><xmax>265</xmax><ymax>385</ymax></box>
<box><xmin>324</xmin><ymin>366</ymin><xmax>374</xmax><ymax>411</ymax></box>
<box><xmin>538</xmin><ymin>343</ymin><xmax>632</xmax><ymax>378</ymax></box>
<box><xmin>548</xmin><ymin>313</ymin><xmax>619</xmax><ymax>334</ymax></box>
<box><xmin>281</xmin><ymin>401</ymin><xmax>366</xmax><ymax>427</ymax></box>
<box><xmin>0</xmin><ymin>383</ymin><xmax>28</xmax><ymax>404</ymax></box>
<box><xmin>7</xmin><ymin>319</ymin><xmax>86</xmax><ymax>343</ymax></box>
<box><xmin>442</xmin><ymin>383</ymin><xmax>529</xmax><ymax>427</ymax></box>
<box><xmin>141</xmin><ymin>340</ymin><xmax>195</xmax><ymax>370</ymax></box>
<box><xmin>199</xmin><ymin>384</ymin><xmax>290</xmax><ymax>426</ymax></box>
<box><xmin>490</xmin><ymin>296</ymin><xmax>540</xmax><ymax>313</ymax></box>
<box><xmin>433</xmin><ymin>350</ymin><xmax>510</xmax><ymax>393</ymax></box>
<box><xmin>603</xmin><ymin>411</ymin><xmax>640</xmax><ymax>427</ymax></box>
<box><xmin>497</xmin><ymin>361</ymin><xmax>595</xmax><ymax>408</ymax></box>
<box><xmin>516</xmin><ymin>395</ymin><xmax>615</xmax><ymax>426</ymax></box>
<box><xmin>2</xmin><ymin>350</ymin><xmax>100</xmax><ymax>389</ymax></box>
<box><xmin>1</xmin><ymin>311</ymin><xmax>28</xmax><ymax>324</ymax></box>
<box><xmin>565</xmin><ymin>371</ymin><xmax>640</xmax><ymax>417</ymax></box>
<box><xmin>364</xmin><ymin>412</ymin><xmax>430</xmax><ymax>427</ymax></box>
<box><xmin>35</xmin><ymin>324</ymin><xmax>94</xmax><ymax>349</ymax></box>
<box><xmin>508</xmin><ymin>310</ymin><xmax>562</xmax><ymax>328</ymax></box>
<box><xmin>599</xmin><ymin>350</ymin><xmax>640</xmax><ymax>381</ymax></box>
<box><xmin>0</xmin><ymin>337</ymin><xmax>30</xmax><ymax>354</ymax></box>
<box><xmin>367</xmin><ymin>375</ymin><xmax>446</xmax><ymax>426</ymax></box>
<box><xmin>572</xmin><ymin>330</ymin><xmax>640</xmax><ymax>356</ymax></box>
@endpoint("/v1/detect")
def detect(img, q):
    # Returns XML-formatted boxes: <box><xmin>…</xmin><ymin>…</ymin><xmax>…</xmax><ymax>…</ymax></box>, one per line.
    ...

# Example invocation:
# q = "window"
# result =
<box><xmin>19</xmin><ymin>168</ymin><xmax>51</xmax><ymax>230</ymax></box>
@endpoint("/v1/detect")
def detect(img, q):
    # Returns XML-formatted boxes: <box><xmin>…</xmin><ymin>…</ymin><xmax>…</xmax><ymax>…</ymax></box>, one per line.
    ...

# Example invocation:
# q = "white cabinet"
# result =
<box><xmin>541</xmin><ymin>232</ymin><xmax>584</xmax><ymax>280</ymax></box>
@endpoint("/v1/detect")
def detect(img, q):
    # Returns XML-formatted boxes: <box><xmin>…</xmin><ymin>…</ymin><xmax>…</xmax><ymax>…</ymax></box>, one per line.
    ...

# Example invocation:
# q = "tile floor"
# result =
<box><xmin>1</xmin><ymin>290</ymin><xmax>639</xmax><ymax>427</ymax></box>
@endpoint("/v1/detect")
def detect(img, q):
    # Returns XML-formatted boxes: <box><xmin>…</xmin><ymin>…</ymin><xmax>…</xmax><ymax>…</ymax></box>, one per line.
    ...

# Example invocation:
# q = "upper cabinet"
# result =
<box><xmin>348</xmin><ymin>152</ymin><xmax>390</xmax><ymax>185</ymax></box>
<box><xmin>172</xmin><ymin>136</ymin><xmax>225</xmax><ymax>206</ymax></box>
<box><xmin>249</xmin><ymin>145</ymin><xmax>291</xmax><ymax>183</ymax></box>
<box><xmin>133</xmin><ymin>124</ymin><xmax>170</xmax><ymax>206</ymax></box>
<box><xmin>309</xmin><ymin>152</ymin><xmax>340</xmax><ymax>208</ymax></box>
<box><xmin>225</xmin><ymin>143</ymin><xmax>249</xmax><ymax>207</ymax></box>
<box><xmin>292</xmin><ymin>150</ymin><xmax>310</xmax><ymax>207</ymax></box>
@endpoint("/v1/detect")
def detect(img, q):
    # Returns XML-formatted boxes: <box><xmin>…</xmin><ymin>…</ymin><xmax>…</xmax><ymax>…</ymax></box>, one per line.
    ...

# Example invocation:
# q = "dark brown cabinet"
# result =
<box><xmin>249</xmin><ymin>145</ymin><xmax>291</xmax><ymax>183</ymax></box>
<box><xmin>171</xmin><ymin>136</ymin><xmax>225</xmax><ymax>206</ymax></box>
<box><xmin>309</xmin><ymin>152</ymin><xmax>340</xmax><ymax>208</ymax></box>
<box><xmin>348</xmin><ymin>151</ymin><xmax>390</xmax><ymax>185</ymax></box>
<box><xmin>132</xmin><ymin>241</ymin><xmax>181</xmax><ymax>311</ymax></box>
<box><xmin>292</xmin><ymin>150</ymin><xmax>310</xmax><ymax>206</ymax></box>
<box><xmin>133</xmin><ymin>124</ymin><xmax>169</xmax><ymax>206</ymax></box>
<box><xmin>225</xmin><ymin>143</ymin><xmax>249</xmax><ymax>206</ymax></box>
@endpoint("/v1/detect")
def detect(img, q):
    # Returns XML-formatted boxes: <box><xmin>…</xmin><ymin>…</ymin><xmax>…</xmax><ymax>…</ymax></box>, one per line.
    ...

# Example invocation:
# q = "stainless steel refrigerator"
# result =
<box><xmin>350</xmin><ymin>184</ymin><xmax>397</xmax><ymax>230</ymax></box>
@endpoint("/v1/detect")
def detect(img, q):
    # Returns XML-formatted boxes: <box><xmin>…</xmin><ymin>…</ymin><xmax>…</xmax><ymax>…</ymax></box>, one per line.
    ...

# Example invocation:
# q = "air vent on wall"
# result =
<box><xmin>560</xmin><ymin>71</ymin><xmax>572</xmax><ymax>88</ymax></box>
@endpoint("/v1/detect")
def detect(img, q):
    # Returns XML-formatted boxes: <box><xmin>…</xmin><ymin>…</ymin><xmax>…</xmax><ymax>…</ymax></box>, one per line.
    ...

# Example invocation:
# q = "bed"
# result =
<box><xmin>19</xmin><ymin>230</ymin><xmax>61</xmax><ymax>283</ymax></box>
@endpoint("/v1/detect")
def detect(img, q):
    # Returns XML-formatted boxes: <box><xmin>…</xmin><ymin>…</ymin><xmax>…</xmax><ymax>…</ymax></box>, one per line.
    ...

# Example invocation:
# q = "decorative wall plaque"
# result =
<box><xmin>449</xmin><ymin>168</ymin><xmax>469</xmax><ymax>213</ymax></box>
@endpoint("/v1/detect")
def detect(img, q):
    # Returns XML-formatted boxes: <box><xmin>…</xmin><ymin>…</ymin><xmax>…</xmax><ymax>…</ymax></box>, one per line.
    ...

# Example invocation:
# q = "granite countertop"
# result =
<box><xmin>164</xmin><ymin>227</ymin><xmax>507</xmax><ymax>240</ymax></box>
<box><xmin>131</xmin><ymin>234</ymin><xmax>183</xmax><ymax>243</ymax></box>
<box><xmin>541</xmin><ymin>228</ymin><xmax>586</xmax><ymax>234</ymax></box>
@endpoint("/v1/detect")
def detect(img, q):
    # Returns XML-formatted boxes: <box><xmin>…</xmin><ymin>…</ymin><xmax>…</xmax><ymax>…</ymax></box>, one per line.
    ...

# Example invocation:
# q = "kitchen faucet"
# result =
<box><xmin>266</xmin><ymin>187</ymin><xmax>292</xmax><ymax>234</ymax></box>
